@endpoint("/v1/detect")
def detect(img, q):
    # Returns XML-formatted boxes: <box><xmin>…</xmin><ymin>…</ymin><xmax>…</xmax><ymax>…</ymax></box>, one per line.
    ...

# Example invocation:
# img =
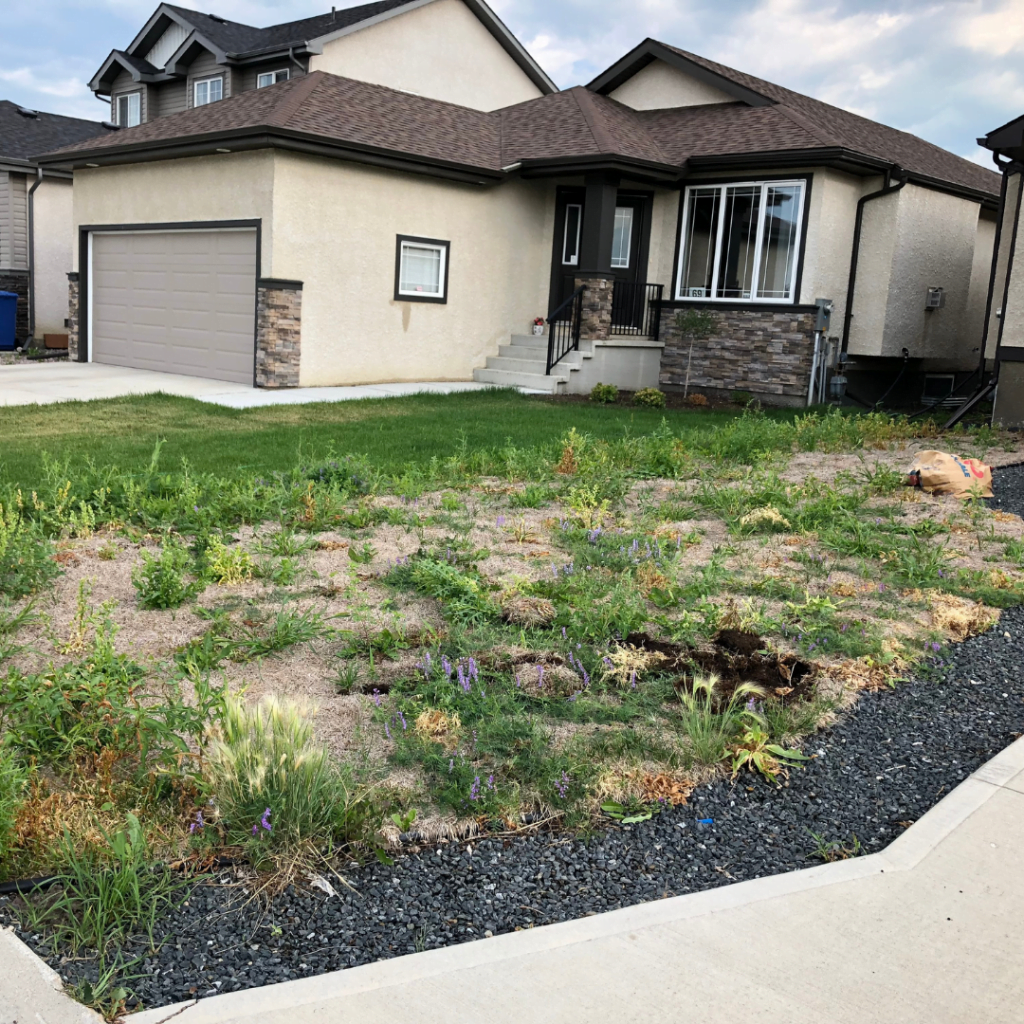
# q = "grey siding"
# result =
<box><xmin>187</xmin><ymin>50</ymin><xmax>229</xmax><ymax>108</ymax></box>
<box><xmin>0</xmin><ymin>171</ymin><xmax>28</xmax><ymax>270</ymax></box>
<box><xmin>153</xmin><ymin>80</ymin><xmax>188</xmax><ymax>118</ymax></box>
<box><xmin>110</xmin><ymin>69</ymin><xmax>147</xmax><ymax>124</ymax></box>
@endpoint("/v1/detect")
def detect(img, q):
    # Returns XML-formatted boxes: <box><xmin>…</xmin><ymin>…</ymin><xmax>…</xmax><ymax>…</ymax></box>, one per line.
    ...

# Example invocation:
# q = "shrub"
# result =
<box><xmin>686</xmin><ymin>393</ymin><xmax>709</xmax><ymax>407</ymax></box>
<box><xmin>205</xmin><ymin>696</ymin><xmax>367</xmax><ymax>859</ymax></box>
<box><xmin>633</xmin><ymin>388</ymin><xmax>666</xmax><ymax>409</ymax></box>
<box><xmin>590</xmin><ymin>383</ymin><xmax>618</xmax><ymax>404</ymax></box>
<box><xmin>132</xmin><ymin>536</ymin><xmax>201</xmax><ymax>609</ymax></box>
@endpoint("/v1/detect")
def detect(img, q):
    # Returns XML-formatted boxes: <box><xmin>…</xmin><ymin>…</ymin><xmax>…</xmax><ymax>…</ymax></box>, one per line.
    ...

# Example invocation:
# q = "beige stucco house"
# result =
<box><xmin>0</xmin><ymin>102</ymin><xmax>113</xmax><ymax>348</ymax></box>
<box><xmin>41</xmin><ymin>18</ymin><xmax>999</xmax><ymax>403</ymax></box>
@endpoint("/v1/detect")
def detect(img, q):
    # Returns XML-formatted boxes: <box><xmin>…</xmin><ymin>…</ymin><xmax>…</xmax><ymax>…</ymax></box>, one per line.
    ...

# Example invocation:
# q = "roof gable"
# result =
<box><xmin>0</xmin><ymin>100</ymin><xmax>114</xmax><ymax>165</ymax></box>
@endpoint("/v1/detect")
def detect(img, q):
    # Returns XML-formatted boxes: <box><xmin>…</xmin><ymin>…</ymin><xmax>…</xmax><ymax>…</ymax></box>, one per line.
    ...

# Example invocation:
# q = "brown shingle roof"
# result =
<box><xmin>657</xmin><ymin>42</ymin><xmax>1000</xmax><ymax>195</ymax></box>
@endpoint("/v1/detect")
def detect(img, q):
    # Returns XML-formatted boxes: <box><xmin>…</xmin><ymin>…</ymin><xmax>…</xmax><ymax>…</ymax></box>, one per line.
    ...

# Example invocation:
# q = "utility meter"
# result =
<box><xmin>815</xmin><ymin>298</ymin><xmax>833</xmax><ymax>332</ymax></box>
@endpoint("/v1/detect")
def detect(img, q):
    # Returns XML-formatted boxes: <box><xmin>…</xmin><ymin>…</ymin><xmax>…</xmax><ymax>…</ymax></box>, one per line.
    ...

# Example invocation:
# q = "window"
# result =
<box><xmin>562</xmin><ymin>204</ymin><xmax>581</xmax><ymax>266</ymax></box>
<box><xmin>193</xmin><ymin>76</ymin><xmax>224</xmax><ymax>107</ymax></box>
<box><xmin>676</xmin><ymin>179</ymin><xmax>805</xmax><ymax>302</ymax></box>
<box><xmin>115</xmin><ymin>93</ymin><xmax>141</xmax><ymax>127</ymax></box>
<box><xmin>611</xmin><ymin>206</ymin><xmax>634</xmax><ymax>269</ymax></box>
<box><xmin>395</xmin><ymin>235</ymin><xmax>449</xmax><ymax>303</ymax></box>
<box><xmin>257</xmin><ymin>69</ymin><xmax>290</xmax><ymax>88</ymax></box>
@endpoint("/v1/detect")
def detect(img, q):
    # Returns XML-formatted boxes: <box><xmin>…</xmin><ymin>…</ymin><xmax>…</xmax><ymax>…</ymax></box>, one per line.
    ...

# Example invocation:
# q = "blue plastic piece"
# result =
<box><xmin>0</xmin><ymin>291</ymin><xmax>17</xmax><ymax>351</ymax></box>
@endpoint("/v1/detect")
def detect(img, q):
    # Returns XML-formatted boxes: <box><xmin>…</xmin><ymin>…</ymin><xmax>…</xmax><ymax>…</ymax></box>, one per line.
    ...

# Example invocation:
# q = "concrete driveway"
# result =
<box><xmin>0</xmin><ymin>362</ymin><xmax>512</xmax><ymax>408</ymax></box>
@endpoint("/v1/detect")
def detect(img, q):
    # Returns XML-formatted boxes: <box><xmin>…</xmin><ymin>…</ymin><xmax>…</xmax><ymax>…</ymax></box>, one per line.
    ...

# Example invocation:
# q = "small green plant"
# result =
<box><xmin>0</xmin><ymin>745</ymin><xmax>27</xmax><ymax>867</ymax></box>
<box><xmin>730</xmin><ymin>724</ymin><xmax>809</xmax><ymax>781</ymax></box>
<box><xmin>22</xmin><ymin>813</ymin><xmax>188</xmax><ymax>956</ymax></box>
<box><xmin>206</xmin><ymin>538</ymin><xmax>254</xmax><ymax>585</ymax></box>
<box><xmin>679</xmin><ymin>672</ymin><xmax>763</xmax><ymax>768</ymax></box>
<box><xmin>633</xmin><ymin>387</ymin><xmax>666</xmax><ymax>409</ymax></box>
<box><xmin>233</xmin><ymin>606</ymin><xmax>330</xmax><ymax>660</ymax></box>
<box><xmin>334</xmin><ymin>659</ymin><xmax>361</xmax><ymax>693</ymax></box>
<box><xmin>601</xmin><ymin>799</ymin><xmax>662</xmax><ymax>824</ymax></box>
<box><xmin>390</xmin><ymin>808</ymin><xmax>417</xmax><ymax>832</ymax></box>
<box><xmin>509</xmin><ymin>484</ymin><xmax>551</xmax><ymax>509</ymax></box>
<box><xmin>808</xmin><ymin>830</ymin><xmax>863</xmax><ymax>862</ymax></box>
<box><xmin>0</xmin><ymin>499</ymin><xmax>58</xmax><ymax>599</ymax></box>
<box><xmin>97</xmin><ymin>541</ymin><xmax>119</xmax><ymax>561</ymax></box>
<box><xmin>590</xmin><ymin>383</ymin><xmax>618</xmax><ymax>404</ymax></box>
<box><xmin>132</xmin><ymin>536</ymin><xmax>201</xmax><ymax>609</ymax></box>
<box><xmin>348</xmin><ymin>541</ymin><xmax>378</xmax><ymax>565</ymax></box>
<box><xmin>440</xmin><ymin>493</ymin><xmax>463</xmax><ymax>512</ymax></box>
<box><xmin>204</xmin><ymin>695</ymin><xmax>368</xmax><ymax>859</ymax></box>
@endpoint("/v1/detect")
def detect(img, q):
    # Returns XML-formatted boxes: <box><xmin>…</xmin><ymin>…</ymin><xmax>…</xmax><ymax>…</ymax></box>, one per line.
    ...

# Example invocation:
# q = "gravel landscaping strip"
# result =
<box><xmin>987</xmin><ymin>460</ymin><xmax>1024</xmax><ymax>516</ymax></box>
<box><xmin>5</xmin><ymin>608</ymin><xmax>1024</xmax><ymax>1011</ymax></box>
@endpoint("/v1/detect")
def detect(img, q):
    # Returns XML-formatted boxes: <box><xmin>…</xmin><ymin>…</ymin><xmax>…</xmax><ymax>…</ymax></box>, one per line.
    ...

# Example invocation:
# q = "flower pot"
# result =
<box><xmin>532</xmin><ymin>324</ymin><xmax>544</xmax><ymax>336</ymax></box>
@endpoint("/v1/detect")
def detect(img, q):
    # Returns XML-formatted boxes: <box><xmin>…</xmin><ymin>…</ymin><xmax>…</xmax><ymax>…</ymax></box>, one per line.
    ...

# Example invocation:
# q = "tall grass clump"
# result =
<box><xmin>0</xmin><ymin>746</ymin><xmax>27</xmax><ymax>868</ymax></box>
<box><xmin>204</xmin><ymin>695</ymin><xmax>366</xmax><ymax>859</ymax></box>
<box><xmin>679</xmin><ymin>673</ymin><xmax>763</xmax><ymax>768</ymax></box>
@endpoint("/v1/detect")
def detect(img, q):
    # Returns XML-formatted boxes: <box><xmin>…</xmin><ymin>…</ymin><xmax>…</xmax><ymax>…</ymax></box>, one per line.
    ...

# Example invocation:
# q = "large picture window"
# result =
<box><xmin>395</xmin><ymin>235</ymin><xmax>450</xmax><ymax>303</ymax></box>
<box><xmin>675</xmin><ymin>179</ymin><xmax>806</xmax><ymax>303</ymax></box>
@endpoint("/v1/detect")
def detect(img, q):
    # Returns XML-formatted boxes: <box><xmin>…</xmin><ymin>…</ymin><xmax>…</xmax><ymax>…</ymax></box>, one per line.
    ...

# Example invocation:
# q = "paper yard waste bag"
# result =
<box><xmin>906</xmin><ymin>450</ymin><xmax>993</xmax><ymax>498</ymax></box>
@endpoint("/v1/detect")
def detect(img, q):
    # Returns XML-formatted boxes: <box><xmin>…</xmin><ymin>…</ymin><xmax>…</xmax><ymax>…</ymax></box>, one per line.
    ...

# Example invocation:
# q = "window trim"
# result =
<box><xmin>394</xmin><ymin>234</ymin><xmax>450</xmax><ymax>304</ymax></box>
<box><xmin>115</xmin><ymin>91</ymin><xmax>141</xmax><ymax>127</ymax></box>
<box><xmin>610</xmin><ymin>205</ymin><xmax>635</xmax><ymax>269</ymax></box>
<box><xmin>193</xmin><ymin>75</ymin><xmax>224</xmax><ymax>107</ymax></box>
<box><xmin>257</xmin><ymin>68</ymin><xmax>290</xmax><ymax>88</ymax></box>
<box><xmin>673</xmin><ymin>174</ymin><xmax>811</xmax><ymax>305</ymax></box>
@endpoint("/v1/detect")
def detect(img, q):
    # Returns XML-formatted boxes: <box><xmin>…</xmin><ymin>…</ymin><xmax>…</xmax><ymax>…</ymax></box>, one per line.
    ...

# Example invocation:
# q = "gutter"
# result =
<box><xmin>27</xmin><ymin>166</ymin><xmax>43</xmax><ymax>343</ymax></box>
<box><xmin>840</xmin><ymin>165</ymin><xmax>908</xmax><ymax>356</ymax></box>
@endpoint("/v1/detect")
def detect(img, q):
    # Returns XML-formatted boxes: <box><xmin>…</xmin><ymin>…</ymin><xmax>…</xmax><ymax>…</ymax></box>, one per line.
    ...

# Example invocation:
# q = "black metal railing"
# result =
<box><xmin>546</xmin><ymin>284</ymin><xmax>585</xmax><ymax>375</ymax></box>
<box><xmin>610</xmin><ymin>282</ymin><xmax>664</xmax><ymax>339</ymax></box>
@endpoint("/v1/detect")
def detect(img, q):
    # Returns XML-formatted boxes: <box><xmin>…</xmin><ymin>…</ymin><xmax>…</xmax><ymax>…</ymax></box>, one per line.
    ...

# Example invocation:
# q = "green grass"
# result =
<box><xmin>0</xmin><ymin>389</ymin><xmax>772</xmax><ymax>487</ymax></box>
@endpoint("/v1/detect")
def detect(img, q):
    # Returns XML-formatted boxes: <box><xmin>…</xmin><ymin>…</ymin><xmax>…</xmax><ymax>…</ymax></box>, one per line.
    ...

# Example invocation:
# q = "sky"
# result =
<box><xmin>1</xmin><ymin>0</ymin><xmax>1022</xmax><ymax>166</ymax></box>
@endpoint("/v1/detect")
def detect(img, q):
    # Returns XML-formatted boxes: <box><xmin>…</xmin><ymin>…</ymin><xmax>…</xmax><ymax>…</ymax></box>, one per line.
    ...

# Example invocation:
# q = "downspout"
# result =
<box><xmin>975</xmin><ymin>153</ymin><xmax>1012</xmax><ymax>377</ymax></box>
<box><xmin>840</xmin><ymin>165</ymin><xmax>909</xmax><ymax>356</ymax></box>
<box><xmin>27</xmin><ymin>166</ymin><xmax>43</xmax><ymax>344</ymax></box>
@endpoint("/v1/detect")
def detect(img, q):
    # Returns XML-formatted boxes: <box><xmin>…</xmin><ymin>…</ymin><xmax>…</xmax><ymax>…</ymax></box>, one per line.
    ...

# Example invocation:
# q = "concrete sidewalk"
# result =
<box><xmin>0</xmin><ymin>363</ymin><xmax>530</xmax><ymax>408</ymax></box>
<box><xmin>4</xmin><ymin>739</ymin><xmax>1023</xmax><ymax>1024</ymax></box>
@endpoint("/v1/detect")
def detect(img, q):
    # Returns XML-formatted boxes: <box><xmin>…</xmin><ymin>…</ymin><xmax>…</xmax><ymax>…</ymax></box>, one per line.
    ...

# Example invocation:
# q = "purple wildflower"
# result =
<box><xmin>190</xmin><ymin>811</ymin><xmax>205</xmax><ymax>834</ymax></box>
<box><xmin>442</xmin><ymin>655</ymin><xmax>452</xmax><ymax>677</ymax></box>
<box><xmin>261</xmin><ymin>808</ymin><xmax>272</xmax><ymax>833</ymax></box>
<box><xmin>497</xmin><ymin>516</ymin><xmax>506</xmax><ymax>527</ymax></box>
<box><xmin>384</xmin><ymin>721</ymin><xmax>391</xmax><ymax>740</ymax></box>
<box><xmin>372</xmin><ymin>688</ymin><xmax>382</xmax><ymax>707</ymax></box>
<box><xmin>554</xmin><ymin>771</ymin><xmax>571</xmax><ymax>799</ymax></box>
<box><xmin>469</xmin><ymin>776</ymin><xmax>481</xmax><ymax>801</ymax></box>
<box><xmin>538</xmin><ymin>665</ymin><xmax>545</xmax><ymax>687</ymax></box>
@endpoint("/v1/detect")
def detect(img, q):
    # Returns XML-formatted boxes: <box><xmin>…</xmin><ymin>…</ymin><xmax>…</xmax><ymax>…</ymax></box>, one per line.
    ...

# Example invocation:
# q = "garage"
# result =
<box><xmin>89</xmin><ymin>228</ymin><xmax>258</xmax><ymax>384</ymax></box>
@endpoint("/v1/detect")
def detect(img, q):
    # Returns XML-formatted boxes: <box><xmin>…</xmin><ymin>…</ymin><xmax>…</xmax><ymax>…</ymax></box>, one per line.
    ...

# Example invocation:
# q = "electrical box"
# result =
<box><xmin>925</xmin><ymin>287</ymin><xmax>945</xmax><ymax>311</ymax></box>
<box><xmin>814</xmin><ymin>298</ymin><xmax>833</xmax><ymax>332</ymax></box>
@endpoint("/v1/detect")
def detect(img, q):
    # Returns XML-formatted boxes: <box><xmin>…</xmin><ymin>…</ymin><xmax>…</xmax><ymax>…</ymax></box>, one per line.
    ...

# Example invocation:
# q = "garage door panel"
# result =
<box><xmin>91</xmin><ymin>229</ymin><xmax>257</xmax><ymax>385</ymax></box>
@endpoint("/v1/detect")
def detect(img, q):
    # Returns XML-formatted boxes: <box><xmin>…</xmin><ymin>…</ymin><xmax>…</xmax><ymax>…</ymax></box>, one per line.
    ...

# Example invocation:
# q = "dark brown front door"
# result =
<box><xmin>548</xmin><ymin>187</ymin><xmax>585</xmax><ymax>316</ymax></box>
<box><xmin>610</xmin><ymin>193</ymin><xmax>652</xmax><ymax>331</ymax></box>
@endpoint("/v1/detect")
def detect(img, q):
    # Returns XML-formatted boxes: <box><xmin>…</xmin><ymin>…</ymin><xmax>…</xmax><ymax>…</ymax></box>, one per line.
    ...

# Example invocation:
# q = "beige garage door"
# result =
<box><xmin>91</xmin><ymin>229</ymin><xmax>257</xmax><ymax>384</ymax></box>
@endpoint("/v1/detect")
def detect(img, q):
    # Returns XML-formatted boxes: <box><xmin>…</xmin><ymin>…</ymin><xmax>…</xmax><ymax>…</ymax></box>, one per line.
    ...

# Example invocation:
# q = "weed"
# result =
<box><xmin>730</xmin><ymin>724</ymin><xmax>809</xmax><ymax>782</ymax></box>
<box><xmin>132</xmin><ymin>535</ymin><xmax>202</xmax><ymax>609</ymax></box>
<box><xmin>0</xmin><ymin>499</ymin><xmax>58</xmax><ymax>599</ymax></box>
<box><xmin>808</xmin><ymin>830</ymin><xmax>863</xmax><ymax>862</ymax></box>
<box><xmin>679</xmin><ymin>673</ymin><xmax>763</xmax><ymax>768</ymax></box>
<box><xmin>334</xmin><ymin>659</ymin><xmax>361</xmax><ymax>694</ymax></box>
<box><xmin>509</xmin><ymin>484</ymin><xmax>551</xmax><ymax>509</ymax></box>
<box><xmin>0</xmin><ymin>746</ymin><xmax>27</xmax><ymax>867</ymax></box>
<box><xmin>206</xmin><ymin>538</ymin><xmax>254</xmax><ymax>585</ymax></box>
<box><xmin>97</xmin><ymin>541</ymin><xmax>119</xmax><ymax>561</ymax></box>
<box><xmin>204</xmin><ymin>695</ymin><xmax>368</xmax><ymax>859</ymax></box>
<box><xmin>233</xmin><ymin>606</ymin><xmax>330</xmax><ymax>660</ymax></box>
<box><xmin>601</xmin><ymin>798</ymin><xmax>662</xmax><ymax>823</ymax></box>
<box><xmin>348</xmin><ymin>541</ymin><xmax>378</xmax><ymax>565</ymax></box>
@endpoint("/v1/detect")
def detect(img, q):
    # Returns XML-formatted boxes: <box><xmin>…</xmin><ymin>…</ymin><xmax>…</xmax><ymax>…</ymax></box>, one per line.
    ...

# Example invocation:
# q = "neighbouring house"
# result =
<box><xmin>0</xmin><ymin>102</ymin><xmax>114</xmax><ymax>347</ymax></box>
<box><xmin>38</xmin><ymin>19</ymin><xmax>1000</xmax><ymax>401</ymax></box>
<box><xmin>978</xmin><ymin>114</ymin><xmax>1024</xmax><ymax>428</ymax></box>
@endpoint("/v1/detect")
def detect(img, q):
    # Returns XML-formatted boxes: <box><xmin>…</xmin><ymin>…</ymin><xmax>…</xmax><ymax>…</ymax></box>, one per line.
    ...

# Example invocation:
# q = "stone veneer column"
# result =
<box><xmin>256</xmin><ymin>279</ymin><xmax>302</xmax><ymax>388</ymax></box>
<box><xmin>658</xmin><ymin>306</ymin><xmax>817</xmax><ymax>401</ymax></box>
<box><xmin>66</xmin><ymin>272</ymin><xmax>79</xmax><ymax>360</ymax></box>
<box><xmin>575</xmin><ymin>276</ymin><xmax>614</xmax><ymax>340</ymax></box>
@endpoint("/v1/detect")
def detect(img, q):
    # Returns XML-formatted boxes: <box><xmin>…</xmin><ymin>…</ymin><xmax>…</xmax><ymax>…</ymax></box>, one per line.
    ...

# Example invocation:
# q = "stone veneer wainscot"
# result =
<box><xmin>658</xmin><ymin>306</ymin><xmax>817</xmax><ymax>402</ymax></box>
<box><xmin>66</xmin><ymin>272</ymin><xmax>79</xmax><ymax>360</ymax></box>
<box><xmin>256</xmin><ymin>279</ymin><xmax>302</xmax><ymax>388</ymax></box>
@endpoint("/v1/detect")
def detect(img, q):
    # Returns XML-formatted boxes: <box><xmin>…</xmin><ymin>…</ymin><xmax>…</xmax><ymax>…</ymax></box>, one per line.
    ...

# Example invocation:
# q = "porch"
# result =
<box><xmin>474</xmin><ymin>172</ymin><xmax>668</xmax><ymax>395</ymax></box>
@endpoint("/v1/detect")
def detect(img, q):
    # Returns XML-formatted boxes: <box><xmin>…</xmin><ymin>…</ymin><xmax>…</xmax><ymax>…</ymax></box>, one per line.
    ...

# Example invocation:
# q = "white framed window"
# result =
<box><xmin>675</xmin><ymin>179</ymin><xmax>806</xmax><ymax>303</ymax></box>
<box><xmin>193</xmin><ymin>76</ymin><xmax>224</xmax><ymax>107</ymax></box>
<box><xmin>611</xmin><ymin>206</ymin><xmax>634</xmax><ymax>269</ymax></box>
<box><xmin>257</xmin><ymin>69</ymin><xmax>290</xmax><ymax>88</ymax></box>
<box><xmin>395</xmin><ymin>235</ymin><xmax>449</xmax><ymax>303</ymax></box>
<box><xmin>115</xmin><ymin>92</ymin><xmax>141</xmax><ymax>127</ymax></box>
<box><xmin>562</xmin><ymin>203</ymin><xmax>581</xmax><ymax>266</ymax></box>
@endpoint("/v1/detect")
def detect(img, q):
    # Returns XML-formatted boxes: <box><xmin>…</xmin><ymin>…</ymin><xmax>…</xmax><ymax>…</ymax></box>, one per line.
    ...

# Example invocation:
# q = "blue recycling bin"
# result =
<box><xmin>0</xmin><ymin>291</ymin><xmax>16</xmax><ymax>351</ymax></box>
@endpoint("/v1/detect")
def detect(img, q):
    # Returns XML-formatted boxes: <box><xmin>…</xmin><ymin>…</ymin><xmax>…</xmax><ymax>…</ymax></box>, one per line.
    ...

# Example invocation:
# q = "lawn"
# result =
<box><xmin>1</xmin><ymin>393</ymin><xmax>1022</xmax><ymax>1017</ymax></box>
<box><xmin>0</xmin><ymin>389</ymin><xmax>764</xmax><ymax>486</ymax></box>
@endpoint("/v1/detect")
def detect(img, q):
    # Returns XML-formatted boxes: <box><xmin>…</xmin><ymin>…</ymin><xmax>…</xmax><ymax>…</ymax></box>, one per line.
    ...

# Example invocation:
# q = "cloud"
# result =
<box><xmin>0</xmin><ymin>67</ymin><xmax>88</xmax><ymax>100</ymax></box>
<box><xmin>961</xmin><ymin>1</ymin><xmax>1024</xmax><ymax>57</ymax></box>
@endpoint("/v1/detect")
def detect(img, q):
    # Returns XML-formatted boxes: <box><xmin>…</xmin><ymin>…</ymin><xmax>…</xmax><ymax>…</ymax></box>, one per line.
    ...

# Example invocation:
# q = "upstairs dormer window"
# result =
<box><xmin>257</xmin><ymin>69</ymin><xmax>290</xmax><ymax>88</ymax></box>
<box><xmin>115</xmin><ymin>92</ymin><xmax>141</xmax><ymax>127</ymax></box>
<box><xmin>194</xmin><ymin>76</ymin><xmax>223</xmax><ymax>107</ymax></box>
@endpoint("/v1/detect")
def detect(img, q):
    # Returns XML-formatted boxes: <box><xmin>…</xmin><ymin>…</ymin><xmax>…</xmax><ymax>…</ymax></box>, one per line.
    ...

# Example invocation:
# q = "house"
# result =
<box><xmin>0</xmin><ymin>102</ymin><xmax>114</xmax><ymax>347</ymax></box>
<box><xmin>977</xmin><ymin>114</ymin><xmax>1024</xmax><ymax>428</ymax></box>
<box><xmin>38</xmin><ymin>15</ymin><xmax>1000</xmax><ymax>402</ymax></box>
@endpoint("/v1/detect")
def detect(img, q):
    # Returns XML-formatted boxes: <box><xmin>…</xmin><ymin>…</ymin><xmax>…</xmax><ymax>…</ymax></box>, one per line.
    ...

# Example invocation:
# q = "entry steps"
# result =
<box><xmin>472</xmin><ymin>334</ymin><xmax>591</xmax><ymax>393</ymax></box>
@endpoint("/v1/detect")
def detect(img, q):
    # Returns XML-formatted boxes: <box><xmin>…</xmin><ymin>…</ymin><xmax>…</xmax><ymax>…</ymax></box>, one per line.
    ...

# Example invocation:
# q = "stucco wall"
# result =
<box><xmin>646</xmin><ymin>187</ymin><xmax>680</xmax><ymax>290</ymax></box>
<box><xmin>987</xmin><ymin>170</ymin><xmax>1021</xmax><ymax>357</ymax></box>
<box><xmin>608</xmin><ymin>60</ymin><xmax>735</xmax><ymax>110</ymax></box>
<box><xmin>798</xmin><ymin>168</ymin><xmax>861</xmax><ymax>320</ymax></box>
<box><xmin>1001</xmin><ymin>202</ymin><xmax>1024</xmax><ymax>350</ymax></box>
<box><xmin>309</xmin><ymin>0</ymin><xmax>542</xmax><ymax>111</ymax></box>
<box><xmin>963</xmin><ymin>212</ymin><xmax>996</xmax><ymax>361</ymax></box>
<box><xmin>32</xmin><ymin>178</ymin><xmax>74</xmax><ymax>337</ymax></box>
<box><xmin>69</xmin><ymin>150</ymin><xmax>276</xmax><ymax>275</ymax></box>
<box><xmin>269</xmin><ymin>151</ymin><xmax>553</xmax><ymax>386</ymax></box>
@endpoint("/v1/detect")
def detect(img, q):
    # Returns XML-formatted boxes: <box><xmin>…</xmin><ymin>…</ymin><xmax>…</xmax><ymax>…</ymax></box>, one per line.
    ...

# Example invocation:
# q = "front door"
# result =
<box><xmin>548</xmin><ymin>187</ymin><xmax>585</xmax><ymax>317</ymax></box>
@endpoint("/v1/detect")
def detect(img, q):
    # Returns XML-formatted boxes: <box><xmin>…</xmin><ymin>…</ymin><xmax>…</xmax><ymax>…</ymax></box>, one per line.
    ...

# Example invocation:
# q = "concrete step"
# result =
<box><xmin>473</xmin><ymin>367</ymin><xmax>565</xmax><ymax>392</ymax></box>
<box><xmin>486</xmin><ymin>356</ymin><xmax>550</xmax><ymax>373</ymax></box>
<box><xmin>510</xmin><ymin>333</ymin><xmax>549</xmax><ymax>347</ymax></box>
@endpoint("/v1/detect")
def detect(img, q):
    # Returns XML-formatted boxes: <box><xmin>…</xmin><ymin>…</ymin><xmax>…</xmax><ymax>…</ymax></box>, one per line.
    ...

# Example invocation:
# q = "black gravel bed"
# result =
<box><xmin>988</xmin><ymin>460</ymin><xmax>1024</xmax><ymax>517</ymax></box>
<box><xmin>4</xmin><ymin>609</ymin><xmax>1024</xmax><ymax>1012</ymax></box>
